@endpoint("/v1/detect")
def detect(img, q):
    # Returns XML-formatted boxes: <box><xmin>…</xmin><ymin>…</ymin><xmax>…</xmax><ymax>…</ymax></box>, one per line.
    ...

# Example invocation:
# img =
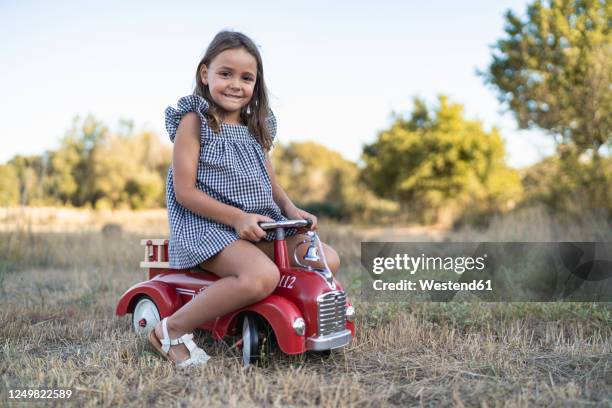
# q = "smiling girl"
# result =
<box><xmin>147</xmin><ymin>31</ymin><xmax>341</xmax><ymax>366</ymax></box>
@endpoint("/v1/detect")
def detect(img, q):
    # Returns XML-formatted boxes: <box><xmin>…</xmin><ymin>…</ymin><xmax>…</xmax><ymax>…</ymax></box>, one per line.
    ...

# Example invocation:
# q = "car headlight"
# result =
<box><xmin>292</xmin><ymin>317</ymin><xmax>305</xmax><ymax>336</ymax></box>
<box><xmin>346</xmin><ymin>305</ymin><xmax>355</xmax><ymax>322</ymax></box>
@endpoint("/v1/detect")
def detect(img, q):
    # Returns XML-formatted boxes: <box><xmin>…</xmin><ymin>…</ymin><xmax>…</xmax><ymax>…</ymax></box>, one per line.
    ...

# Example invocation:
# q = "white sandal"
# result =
<box><xmin>148</xmin><ymin>317</ymin><xmax>210</xmax><ymax>367</ymax></box>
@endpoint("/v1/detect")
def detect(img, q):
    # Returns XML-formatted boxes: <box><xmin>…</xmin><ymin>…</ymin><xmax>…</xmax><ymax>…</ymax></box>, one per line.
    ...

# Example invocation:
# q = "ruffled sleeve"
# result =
<box><xmin>266</xmin><ymin>109</ymin><xmax>277</xmax><ymax>146</ymax></box>
<box><xmin>164</xmin><ymin>95</ymin><xmax>209</xmax><ymax>143</ymax></box>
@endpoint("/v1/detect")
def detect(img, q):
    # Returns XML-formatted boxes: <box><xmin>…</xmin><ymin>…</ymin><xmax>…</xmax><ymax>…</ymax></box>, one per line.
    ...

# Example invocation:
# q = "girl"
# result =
<box><xmin>148</xmin><ymin>31</ymin><xmax>341</xmax><ymax>367</ymax></box>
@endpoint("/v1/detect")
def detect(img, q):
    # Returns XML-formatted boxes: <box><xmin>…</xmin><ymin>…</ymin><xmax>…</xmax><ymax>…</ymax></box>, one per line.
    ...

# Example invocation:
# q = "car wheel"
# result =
<box><xmin>242</xmin><ymin>314</ymin><xmax>261</xmax><ymax>367</ymax></box>
<box><xmin>132</xmin><ymin>297</ymin><xmax>160</xmax><ymax>336</ymax></box>
<box><xmin>312</xmin><ymin>349</ymin><xmax>332</xmax><ymax>358</ymax></box>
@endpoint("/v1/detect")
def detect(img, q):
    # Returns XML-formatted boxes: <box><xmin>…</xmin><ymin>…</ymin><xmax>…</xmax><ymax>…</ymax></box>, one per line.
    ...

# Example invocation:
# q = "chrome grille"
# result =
<box><xmin>317</xmin><ymin>291</ymin><xmax>347</xmax><ymax>336</ymax></box>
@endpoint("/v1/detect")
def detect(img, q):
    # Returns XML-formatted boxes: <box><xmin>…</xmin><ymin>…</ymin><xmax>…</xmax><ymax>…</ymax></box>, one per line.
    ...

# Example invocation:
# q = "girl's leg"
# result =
<box><xmin>253</xmin><ymin>234</ymin><xmax>341</xmax><ymax>275</ymax></box>
<box><xmin>153</xmin><ymin>239</ymin><xmax>280</xmax><ymax>363</ymax></box>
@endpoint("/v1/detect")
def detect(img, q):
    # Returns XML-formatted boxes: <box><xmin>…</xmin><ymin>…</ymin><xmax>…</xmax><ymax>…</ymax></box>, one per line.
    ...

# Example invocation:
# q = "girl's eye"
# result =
<box><xmin>220</xmin><ymin>72</ymin><xmax>230</xmax><ymax>77</ymax></box>
<box><xmin>243</xmin><ymin>77</ymin><xmax>254</xmax><ymax>82</ymax></box>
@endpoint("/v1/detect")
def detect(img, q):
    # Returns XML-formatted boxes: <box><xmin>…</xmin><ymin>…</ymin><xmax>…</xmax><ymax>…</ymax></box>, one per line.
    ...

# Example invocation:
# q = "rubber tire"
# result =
<box><xmin>242</xmin><ymin>314</ymin><xmax>260</xmax><ymax>367</ymax></box>
<box><xmin>313</xmin><ymin>349</ymin><xmax>332</xmax><ymax>358</ymax></box>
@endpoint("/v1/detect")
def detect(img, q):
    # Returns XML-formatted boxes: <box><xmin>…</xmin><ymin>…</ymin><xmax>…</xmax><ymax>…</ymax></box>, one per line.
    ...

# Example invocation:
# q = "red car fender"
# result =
<box><xmin>213</xmin><ymin>295</ymin><xmax>306</xmax><ymax>355</ymax></box>
<box><xmin>115</xmin><ymin>281</ymin><xmax>182</xmax><ymax>318</ymax></box>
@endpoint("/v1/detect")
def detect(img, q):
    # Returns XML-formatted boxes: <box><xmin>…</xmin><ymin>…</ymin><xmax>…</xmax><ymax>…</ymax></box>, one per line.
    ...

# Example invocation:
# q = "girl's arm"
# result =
<box><xmin>173</xmin><ymin>112</ymin><xmax>273</xmax><ymax>241</ymax></box>
<box><xmin>264</xmin><ymin>152</ymin><xmax>318</xmax><ymax>229</ymax></box>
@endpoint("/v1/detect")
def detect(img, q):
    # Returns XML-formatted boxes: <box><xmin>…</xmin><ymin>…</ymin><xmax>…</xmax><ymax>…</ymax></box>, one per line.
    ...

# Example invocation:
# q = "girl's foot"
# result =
<box><xmin>149</xmin><ymin>317</ymin><xmax>210</xmax><ymax>367</ymax></box>
<box><xmin>152</xmin><ymin>319</ymin><xmax>191</xmax><ymax>363</ymax></box>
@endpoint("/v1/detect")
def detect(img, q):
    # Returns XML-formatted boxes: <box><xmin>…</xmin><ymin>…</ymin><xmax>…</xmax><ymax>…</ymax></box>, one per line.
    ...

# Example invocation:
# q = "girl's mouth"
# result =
<box><xmin>222</xmin><ymin>93</ymin><xmax>242</xmax><ymax>100</ymax></box>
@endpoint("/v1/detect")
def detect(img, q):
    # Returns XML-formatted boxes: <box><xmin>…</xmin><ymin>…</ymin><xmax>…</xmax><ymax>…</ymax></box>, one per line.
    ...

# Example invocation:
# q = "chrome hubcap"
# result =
<box><xmin>132</xmin><ymin>298</ymin><xmax>160</xmax><ymax>335</ymax></box>
<box><xmin>242</xmin><ymin>317</ymin><xmax>251</xmax><ymax>367</ymax></box>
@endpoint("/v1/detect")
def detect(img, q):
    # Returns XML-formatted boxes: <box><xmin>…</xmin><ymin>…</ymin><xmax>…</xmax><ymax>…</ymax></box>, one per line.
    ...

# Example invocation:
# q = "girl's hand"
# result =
<box><xmin>232</xmin><ymin>212</ymin><xmax>275</xmax><ymax>242</ymax></box>
<box><xmin>285</xmin><ymin>206</ymin><xmax>318</xmax><ymax>231</ymax></box>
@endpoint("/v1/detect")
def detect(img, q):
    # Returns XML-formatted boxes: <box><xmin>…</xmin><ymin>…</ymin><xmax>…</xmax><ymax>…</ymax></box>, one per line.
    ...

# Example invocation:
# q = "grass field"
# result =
<box><xmin>1</xmin><ymin>207</ymin><xmax>611</xmax><ymax>407</ymax></box>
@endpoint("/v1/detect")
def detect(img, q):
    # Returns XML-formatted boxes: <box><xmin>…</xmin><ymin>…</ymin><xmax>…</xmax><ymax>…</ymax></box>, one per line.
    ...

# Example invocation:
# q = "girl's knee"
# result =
<box><xmin>237</xmin><ymin>262</ymin><xmax>280</xmax><ymax>302</ymax></box>
<box><xmin>325</xmin><ymin>246</ymin><xmax>341</xmax><ymax>275</ymax></box>
<box><xmin>258</xmin><ymin>264</ymin><xmax>281</xmax><ymax>295</ymax></box>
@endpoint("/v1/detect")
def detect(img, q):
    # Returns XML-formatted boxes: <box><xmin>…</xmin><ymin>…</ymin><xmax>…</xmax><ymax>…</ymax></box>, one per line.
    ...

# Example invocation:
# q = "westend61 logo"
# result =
<box><xmin>372</xmin><ymin>253</ymin><xmax>487</xmax><ymax>275</ymax></box>
<box><xmin>361</xmin><ymin>242</ymin><xmax>612</xmax><ymax>302</ymax></box>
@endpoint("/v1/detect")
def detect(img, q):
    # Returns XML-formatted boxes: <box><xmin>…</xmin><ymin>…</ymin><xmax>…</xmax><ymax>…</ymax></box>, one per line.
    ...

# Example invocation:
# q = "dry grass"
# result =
<box><xmin>1</xmin><ymin>207</ymin><xmax>611</xmax><ymax>407</ymax></box>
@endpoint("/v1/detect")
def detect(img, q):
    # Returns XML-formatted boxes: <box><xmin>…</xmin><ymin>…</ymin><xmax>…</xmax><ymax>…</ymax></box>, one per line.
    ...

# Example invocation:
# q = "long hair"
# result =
<box><xmin>194</xmin><ymin>31</ymin><xmax>273</xmax><ymax>151</ymax></box>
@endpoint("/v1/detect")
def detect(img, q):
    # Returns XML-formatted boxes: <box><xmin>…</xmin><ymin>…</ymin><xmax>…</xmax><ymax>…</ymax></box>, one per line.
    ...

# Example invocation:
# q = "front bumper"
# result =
<box><xmin>306</xmin><ymin>329</ymin><xmax>352</xmax><ymax>351</ymax></box>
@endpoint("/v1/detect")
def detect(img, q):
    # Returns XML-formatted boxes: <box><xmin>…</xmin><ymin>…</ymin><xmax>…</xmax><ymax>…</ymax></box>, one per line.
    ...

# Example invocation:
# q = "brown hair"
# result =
<box><xmin>194</xmin><ymin>31</ymin><xmax>273</xmax><ymax>151</ymax></box>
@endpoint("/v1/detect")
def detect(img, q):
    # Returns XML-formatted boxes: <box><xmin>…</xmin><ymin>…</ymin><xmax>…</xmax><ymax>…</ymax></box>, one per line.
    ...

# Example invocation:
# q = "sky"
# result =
<box><xmin>0</xmin><ymin>0</ymin><xmax>556</xmax><ymax>168</ymax></box>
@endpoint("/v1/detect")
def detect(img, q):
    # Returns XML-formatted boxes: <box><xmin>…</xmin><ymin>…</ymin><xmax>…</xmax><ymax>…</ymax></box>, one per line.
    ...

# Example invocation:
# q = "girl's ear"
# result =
<box><xmin>199</xmin><ymin>64</ymin><xmax>208</xmax><ymax>85</ymax></box>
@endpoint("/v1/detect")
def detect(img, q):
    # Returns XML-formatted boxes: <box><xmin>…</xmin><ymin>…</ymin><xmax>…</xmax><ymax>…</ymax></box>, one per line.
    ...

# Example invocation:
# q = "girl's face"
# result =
<box><xmin>200</xmin><ymin>48</ymin><xmax>258</xmax><ymax>123</ymax></box>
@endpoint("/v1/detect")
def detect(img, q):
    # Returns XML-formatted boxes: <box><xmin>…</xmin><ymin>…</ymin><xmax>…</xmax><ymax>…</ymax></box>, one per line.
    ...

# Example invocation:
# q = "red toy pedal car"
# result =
<box><xmin>116</xmin><ymin>219</ymin><xmax>355</xmax><ymax>366</ymax></box>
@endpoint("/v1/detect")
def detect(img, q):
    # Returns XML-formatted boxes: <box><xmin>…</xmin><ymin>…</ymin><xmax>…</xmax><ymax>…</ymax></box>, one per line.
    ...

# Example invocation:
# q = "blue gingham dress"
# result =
<box><xmin>165</xmin><ymin>95</ymin><xmax>296</xmax><ymax>269</ymax></box>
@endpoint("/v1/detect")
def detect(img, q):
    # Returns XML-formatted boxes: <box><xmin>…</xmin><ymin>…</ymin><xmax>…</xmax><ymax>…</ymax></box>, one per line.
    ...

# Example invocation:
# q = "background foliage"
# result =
<box><xmin>482</xmin><ymin>0</ymin><xmax>611</xmax><ymax>221</ymax></box>
<box><xmin>361</xmin><ymin>96</ymin><xmax>522</xmax><ymax>225</ymax></box>
<box><xmin>3</xmin><ymin>116</ymin><xmax>171</xmax><ymax>210</ymax></box>
<box><xmin>1</xmin><ymin>0</ymin><xmax>610</xmax><ymax>227</ymax></box>
<box><xmin>482</xmin><ymin>0</ymin><xmax>611</xmax><ymax>155</ymax></box>
<box><xmin>271</xmin><ymin>141</ymin><xmax>399</xmax><ymax>221</ymax></box>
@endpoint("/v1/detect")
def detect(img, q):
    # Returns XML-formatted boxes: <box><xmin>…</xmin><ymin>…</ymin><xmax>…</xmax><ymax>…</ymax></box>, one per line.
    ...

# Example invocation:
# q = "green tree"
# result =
<box><xmin>482</xmin><ymin>0</ymin><xmax>611</xmax><ymax>155</ymax></box>
<box><xmin>93</xmin><ymin>131</ymin><xmax>169</xmax><ymax>209</ymax></box>
<box><xmin>272</xmin><ymin>141</ymin><xmax>357</xmax><ymax>218</ymax></box>
<box><xmin>361</xmin><ymin>96</ymin><xmax>521</xmax><ymax>224</ymax></box>
<box><xmin>46</xmin><ymin>115</ymin><xmax>110</xmax><ymax>207</ymax></box>
<box><xmin>521</xmin><ymin>152</ymin><xmax>612</xmax><ymax>217</ymax></box>
<box><xmin>0</xmin><ymin>164</ymin><xmax>19</xmax><ymax>205</ymax></box>
<box><xmin>44</xmin><ymin>143</ymin><xmax>80</xmax><ymax>205</ymax></box>
<box><xmin>271</xmin><ymin>141</ymin><xmax>398</xmax><ymax>220</ymax></box>
<box><xmin>8</xmin><ymin>155</ymin><xmax>47</xmax><ymax>205</ymax></box>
